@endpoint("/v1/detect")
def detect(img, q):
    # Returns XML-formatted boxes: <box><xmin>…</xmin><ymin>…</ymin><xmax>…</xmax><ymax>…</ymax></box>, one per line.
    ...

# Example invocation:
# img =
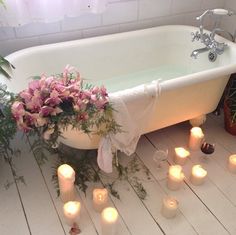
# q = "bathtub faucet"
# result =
<box><xmin>191</xmin><ymin>9</ymin><xmax>234</xmax><ymax>59</ymax></box>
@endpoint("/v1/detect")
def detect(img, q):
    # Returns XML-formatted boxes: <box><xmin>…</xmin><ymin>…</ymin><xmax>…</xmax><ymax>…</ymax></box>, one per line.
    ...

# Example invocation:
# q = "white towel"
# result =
<box><xmin>97</xmin><ymin>80</ymin><xmax>161</xmax><ymax>173</ymax></box>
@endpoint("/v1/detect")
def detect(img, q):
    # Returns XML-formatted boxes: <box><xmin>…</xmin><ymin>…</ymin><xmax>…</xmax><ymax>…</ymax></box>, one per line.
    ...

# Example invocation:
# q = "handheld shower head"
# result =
<box><xmin>212</xmin><ymin>9</ymin><xmax>234</xmax><ymax>16</ymax></box>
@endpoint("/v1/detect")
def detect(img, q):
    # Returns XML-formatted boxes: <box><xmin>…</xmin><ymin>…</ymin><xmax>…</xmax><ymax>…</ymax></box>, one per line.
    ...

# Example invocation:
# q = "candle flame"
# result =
<box><xmin>102</xmin><ymin>207</ymin><xmax>118</xmax><ymax>223</ymax></box>
<box><xmin>169</xmin><ymin>165</ymin><xmax>184</xmax><ymax>179</ymax></box>
<box><xmin>191</xmin><ymin>127</ymin><xmax>204</xmax><ymax>138</ymax></box>
<box><xmin>192</xmin><ymin>165</ymin><xmax>207</xmax><ymax>177</ymax></box>
<box><xmin>229</xmin><ymin>155</ymin><xmax>236</xmax><ymax>164</ymax></box>
<box><xmin>63</xmin><ymin>201</ymin><xmax>81</xmax><ymax>215</ymax></box>
<box><xmin>175</xmin><ymin>147</ymin><xmax>190</xmax><ymax>158</ymax></box>
<box><xmin>58</xmin><ymin>164</ymin><xmax>75</xmax><ymax>178</ymax></box>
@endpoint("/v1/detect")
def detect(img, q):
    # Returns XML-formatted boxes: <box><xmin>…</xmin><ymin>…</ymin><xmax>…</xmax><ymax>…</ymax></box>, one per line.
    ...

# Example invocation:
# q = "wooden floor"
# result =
<box><xmin>1</xmin><ymin>114</ymin><xmax>236</xmax><ymax>235</ymax></box>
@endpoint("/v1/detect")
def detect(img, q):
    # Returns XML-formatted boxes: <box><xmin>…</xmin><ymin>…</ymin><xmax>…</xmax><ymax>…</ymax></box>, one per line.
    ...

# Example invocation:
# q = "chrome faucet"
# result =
<box><xmin>191</xmin><ymin>9</ymin><xmax>234</xmax><ymax>59</ymax></box>
<box><xmin>191</xmin><ymin>47</ymin><xmax>209</xmax><ymax>59</ymax></box>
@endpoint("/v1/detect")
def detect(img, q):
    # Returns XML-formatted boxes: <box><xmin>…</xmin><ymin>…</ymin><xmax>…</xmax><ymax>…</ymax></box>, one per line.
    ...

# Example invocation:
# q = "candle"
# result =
<box><xmin>167</xmin><ymin>165</ymin><xmax>185</xmax><ymax>190</ymax></box>
<box><xmin>93</xmin><ymin>188</ymin><xmax>109</xmax><ymax>212</ymax></box>
<box><xmin>161</xmin><ymin>196</ymin><xmax>179</xmax><ymax>219</ymax></box>
<box><xmin>57</xmin><ymin>164</ymin><xmax>76</xmax><ymax>202</ymax></box>
<box><xmin>228</xmin><ymin>154</ymin><xmax>236</xmax><ymax>173</ymax></box>
<box><xmin>174</xmin><ymin>147</ymin><xmax>190</xmax><ymax>165</ymax></box>
<box><xmin>101</xmin><ymin>207</ymin><xmax>119</xmax><ymax>235</ymax></box>
<box><xmin>190</xmin><ymin>165</ymin><xmax>207</xmax><ymax>185</ymax></box>
<box><xmin>63</xmin><ymin>201</ymin><xmax>81</xmax><ymax>226</ymax></box>
<box><xmin>189</xmin><ymin>127</ymin><xmax>204</xmax><ymax>151</ymax></box>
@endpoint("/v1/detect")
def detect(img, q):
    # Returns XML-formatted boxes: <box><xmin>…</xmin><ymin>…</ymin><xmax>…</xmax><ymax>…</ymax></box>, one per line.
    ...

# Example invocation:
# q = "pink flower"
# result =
<box><xmin>29</xmin><ymin>80</ymin><xmax>40</xmax><ymax>91</ymax></box>
<box><xmin>40</xmin><ymin>106</ymin><xmax>55</xmax><ymax>116</ymax></box>
<box><xmin>20</xmin><ymin>91</ymin><xmax>32</xmax><ymax>102</ymax></box>
<box><xmin>45</xmin><ymin>90</ymin><xmax>62</xmax><ymax>106</ymax></box>
<box><xmin>11</xmin><ymin>101</ymin><xmax>25</xmax><ymax>120</ymax></box>
<box><xmin>78</xmin><ymin>112</ymin><xmax>89</xmax><ymax>121</ymax></box>
<box><xmin>100</xmin><ymin>85</ymin><xmax>108</xmax><ymax>97</ymax></box>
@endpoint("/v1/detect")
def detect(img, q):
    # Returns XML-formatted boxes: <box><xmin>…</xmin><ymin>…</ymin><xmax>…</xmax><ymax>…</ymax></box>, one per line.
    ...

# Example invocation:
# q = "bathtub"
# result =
<box><xmin>2</xmin><ymin>25</ymin><xmax>236</xmax><ymax>149</ymax></box>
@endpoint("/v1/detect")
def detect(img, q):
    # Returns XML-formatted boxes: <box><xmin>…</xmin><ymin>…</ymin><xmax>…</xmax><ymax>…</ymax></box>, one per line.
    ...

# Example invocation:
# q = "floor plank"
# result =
<box><xmin>0</xmin><ymin>157</ymin><xmax>30</xmax><ymax>235</ymax></box>
<box><xmin>10</xmin><ymin>134</ymin><xmax>65</xmax><ymax>235</ymax></box>
<box><xmin>137</xmin><ymin>135</ymin><xmax>229</xmax><ymax>235</ymax></box>
<box><xmin>147</xmin><ymin>121</ymin><xmax>236</xmax><ymax>234</ymax></box>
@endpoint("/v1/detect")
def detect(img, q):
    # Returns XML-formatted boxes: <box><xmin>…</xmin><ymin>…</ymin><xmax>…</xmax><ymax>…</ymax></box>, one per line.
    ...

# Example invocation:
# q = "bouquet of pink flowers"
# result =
<box><xmin>11</xmin><ymin>65</ymin><xmax>118</xmax><ymax>142</ymax></box>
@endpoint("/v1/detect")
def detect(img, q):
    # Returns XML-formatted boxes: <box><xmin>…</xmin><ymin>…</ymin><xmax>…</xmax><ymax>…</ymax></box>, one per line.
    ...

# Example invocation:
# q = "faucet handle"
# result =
<box><xmin>191</xmin><ymin>31</ymin><xmax>201</xmax><ymax>42</ymax></box>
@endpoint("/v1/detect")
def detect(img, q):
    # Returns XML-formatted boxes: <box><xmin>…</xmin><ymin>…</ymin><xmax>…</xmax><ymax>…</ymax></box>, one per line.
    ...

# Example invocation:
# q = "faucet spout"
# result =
<box><xmin>191</xmin><ymin>47</ymin><xmax>209</xmax><ymax>59</ymax></box>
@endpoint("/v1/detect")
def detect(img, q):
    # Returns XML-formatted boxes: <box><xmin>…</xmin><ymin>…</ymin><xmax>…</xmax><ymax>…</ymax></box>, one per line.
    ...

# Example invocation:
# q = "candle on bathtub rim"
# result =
<box><xmin>228</xmin><ymin>154</ymin><xmax>236</xmax><ymax>173</ymax></box>
<box><xmin>161</xmin><ymin>196</ymin><xmax>179</xmax><ymax>219</ymax></box>
<box><xmin>57</xmin><ymin>164</ymin><xmax>76</xmax><ymax>203</ymax></box>
<box><xmin>189</xmin><ymin>127</ymin><xmax>204</xmax><ymax>151</ymax></box>
<box><xmin>63</xmin><ymin>201</ymin><xmax>81</xmax><ymax>226</ymax></box>
<box><xmin>174</xmin><ymin>147</ymin><xmax>190</xmax><ymax>165</ymax></box>
<box><xmin>101</xmin><ymin>207</ymin><xmax>119</xmax><ymax>235</ymax></box>
<box><xmin>167</xmin><ymin>165</ymin><xmax>185</xmax><ymax>190</ymax></box>
<box><xmin>190</xmin><ymin>165</ymin><xmax>207</xmax><ymax>185</ymax></box>
<box><xmin>93</xmin><ymin>188</ymin><xmax>109</xmax><ymax>212</ymax></box>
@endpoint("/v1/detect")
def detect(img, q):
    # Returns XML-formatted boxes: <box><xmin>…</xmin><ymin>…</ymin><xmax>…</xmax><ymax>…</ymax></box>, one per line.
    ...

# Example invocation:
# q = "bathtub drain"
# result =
<box><xmin>208</xmin><ymin>51</ymin><xmax>217</xmax><ymax>62</ymax></box>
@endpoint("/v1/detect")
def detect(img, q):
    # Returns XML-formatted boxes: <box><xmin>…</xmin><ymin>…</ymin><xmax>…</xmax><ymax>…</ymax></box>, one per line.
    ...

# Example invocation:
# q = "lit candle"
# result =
<box><xmin>174</xmin><ymin>147</ymin><xmax>190</xmax><ymax>165</ymax></box>
<box><xmin>93</xmin><ymin>188</ymin><xmax>108</xmax><ymax>212</ymax></box>
<box><xmin>63</xmin><ymin>201</ymin><xmax>81</xmax><ymax>226</ymax></box>
<box><xmin>57</xmin><ymin>164</ymin><xmax>76</xmax><ymax>202</ymax></box>
<box><xmin>228</xmin><ymin>154</ymin><xmax>236</xmax><ymax>173</ymax></box>
<box><xmin>189</xmin><ymin>127</ymin><xmax>204</xmax><ymax>151</ymax></box>
<box><xmin>101</xmin><ymin>207</ymin><xmax>119</xmax><ymax>235</ymax></box>
<box><xmin>167</xmin><ymin>165</ymin><xmax>185</xmax><ymax>190</ymax></box>
<box><xmin>161</xmin><ymin>196</ymin><xmax>179</xmax><ymax>219</ymax></box>
<box><xmin>190</xmin><ymin>165</ymin><xmax>207</xmax><ymax>185</ymax></box>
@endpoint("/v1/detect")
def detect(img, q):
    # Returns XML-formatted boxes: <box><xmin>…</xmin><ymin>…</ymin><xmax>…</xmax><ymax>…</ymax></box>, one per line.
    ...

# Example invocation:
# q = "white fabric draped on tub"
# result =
<box><xmin>0</xmin><ymin>0</ymin><xmax>108</xmax><ymax>26</ymax></box>
<box><xmin>97</xmin><ymin>80</ymin><xmax>162</xmax><ymax>173</ymax></box>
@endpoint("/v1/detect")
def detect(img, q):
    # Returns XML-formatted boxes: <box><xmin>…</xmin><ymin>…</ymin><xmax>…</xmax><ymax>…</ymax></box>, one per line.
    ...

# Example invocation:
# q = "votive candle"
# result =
<box><xmin>93</xmin><ymin>188</ymin><xmax>108</xmax><ymax>212</ymax></box>
<box><xmin>228</xmin><ymin>154</ymin><xmax>236</xmax><ymax>173</ymax></box>
<box><xmin>101</xmin><ymin>207</ymin><xmax>119</xmax><ymax>235</ymax></box>
<box><xmin>63</xmin><ymin>201</ymin><xmax>81</xmax><ymax>226</ymax></box>
<box><xmin>174</xmin><ymin>147</ymin><xmax>190</xmax><ymax>165</ymax></box>
<box><xmin>161</xmin><ymin>196</ymin><xmax>179</xmax><ymax>219</ymax></box>
<box><xmin>167</xmin><ymin>165</ymin><xmax>185</xmax><ymax>190</ymax></box>
<box><xmin>57</xmin><ymin>164</ymin><xmax>76</xmax><ymax>202</ymax></box>
<box><xmin>189</xmin><ymin>127</ymin><xmax>204</xmax><ymax>151</ymax></box>
<box><xmin>190</xmin><ymin>165</ymin><xmax>207</xmax><ymax>185</ymax></box>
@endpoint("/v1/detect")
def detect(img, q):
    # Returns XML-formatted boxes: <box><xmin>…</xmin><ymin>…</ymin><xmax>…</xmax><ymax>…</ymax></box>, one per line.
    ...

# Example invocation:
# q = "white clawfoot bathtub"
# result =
<box><xmin>2</xmin><ymin>25</ymin><xmax>236</xmax><ymax>149</ymax></box>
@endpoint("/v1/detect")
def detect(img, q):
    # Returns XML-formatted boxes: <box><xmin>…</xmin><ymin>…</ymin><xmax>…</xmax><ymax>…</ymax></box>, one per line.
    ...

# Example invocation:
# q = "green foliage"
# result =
<box><xmin>225</xmin><ymin>75</ymin><xmax>236</xmax><ymax>123</ymax></box>
<box><xmin>51</xmin><ymin>146</ymin><xmax>150</xmax><ymax>200</ymax></box>
<box><xmin>0</xmin><ymin>84</ymin><xmax>17</xmax><ymax>160</ymax></box>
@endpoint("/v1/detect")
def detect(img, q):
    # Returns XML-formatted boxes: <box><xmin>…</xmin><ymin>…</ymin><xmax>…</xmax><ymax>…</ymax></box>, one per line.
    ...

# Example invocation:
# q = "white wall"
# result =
<box><xmin>221</xmin><ymin>0</ymin><xmax>236</xmax><ymax>39</ymax></box>
<box><xmin>0</xmin><ymin>0</ymin><xmax>226</xmax><ymax>56</ymax></box>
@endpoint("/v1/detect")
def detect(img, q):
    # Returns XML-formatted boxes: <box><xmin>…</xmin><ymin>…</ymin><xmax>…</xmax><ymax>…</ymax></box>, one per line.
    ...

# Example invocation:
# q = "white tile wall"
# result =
<box><xmin>221</xmin><ymin>0</ymin><xmax>236</xmax><ymax>38</ymax></box>
<box><xmin>0</xmin><ymin>0</ymin><xmax>229</xmax><ymax>56</ymax></box>
<box><xmin>138</xmin><ymin>0</ymin><xmax>172</xmax><ymax>20</ymax></box>
<box><xmin>102</xmin><ymin>1</ymin><xmax>138</xmax><ymax>25</ymax></box>
<box><xmin>171</xmin><ymin>0</ymin><xmax>202</xmax><ymax>15</ymax></box>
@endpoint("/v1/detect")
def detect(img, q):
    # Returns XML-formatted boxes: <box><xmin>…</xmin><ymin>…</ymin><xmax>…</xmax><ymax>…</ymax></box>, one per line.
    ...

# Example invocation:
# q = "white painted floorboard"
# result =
<box><xmin>1</xmin><ymin>114</ymin><xmax>236</xmax><ymax>235</ymax></box>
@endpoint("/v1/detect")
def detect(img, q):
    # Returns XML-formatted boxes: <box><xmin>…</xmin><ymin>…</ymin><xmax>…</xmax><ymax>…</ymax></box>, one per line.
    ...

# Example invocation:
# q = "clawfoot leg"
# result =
<box><xmin>189</xmin><ymin>114</ymin><xmax>206</xmax><ymax>127</ymax></box>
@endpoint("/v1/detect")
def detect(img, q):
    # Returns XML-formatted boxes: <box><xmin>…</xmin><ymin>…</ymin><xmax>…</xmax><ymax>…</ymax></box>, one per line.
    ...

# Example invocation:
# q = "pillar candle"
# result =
<box><xmin>57</xmin><ymin>164</ymin><xmax>76</xmax><ymax>202</ymax></box>
<box><xmin>189</xmin><ymin>127</ymin><xmax>204</xmax><ymax>151</ymax></box>
<box><xmin>174</xmin><ymin>147</ymin><xmax>190</xmax><ymax>165</ymax></box>
<box><xmin>228</xmin><ymin>154</ymin><xmax>236</xmax><ymax>173</ymax></box>
<box><xmin>93</xmin><ymin>188</ymin><xmax>108</xmax><ymax>212</ymax></box>
<box><xmin>190</xmin><ymin>165</ymin><xmax>207</xmax><ymax>185</ymax></box>
<box><xmin>161</xmin><ymin>196</ymin><xmax>179</xmax><ymax>219</ymax></box>
<box><xmin>63</xmin><ymin>201</ymin><xmax>81</xmax><ymax>226</ymax></box>
<box><xmin>101</xmin><ymin>207</ymin><xmax>119</xmax><ymax>235</ymax></box>
<box><xmin>167</xmin><ymin>165</ymin><xmax>185</xmax><ymax>190</ymax></box>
